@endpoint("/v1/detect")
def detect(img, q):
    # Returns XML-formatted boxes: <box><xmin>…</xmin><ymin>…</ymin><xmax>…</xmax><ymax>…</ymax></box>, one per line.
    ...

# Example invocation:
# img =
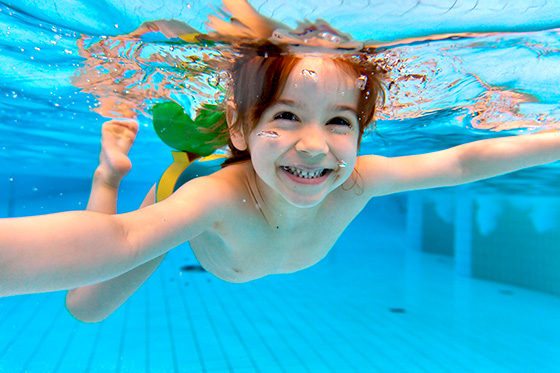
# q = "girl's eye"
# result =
<box><xmin>273</xmin><ymin>111</ymin><xmax>299</xmax><ymax>121</ymax></box>
<box><xmin>327</xmin><ymin>117</ymin><xmax>352</xmax><ymax>128</ymax></box>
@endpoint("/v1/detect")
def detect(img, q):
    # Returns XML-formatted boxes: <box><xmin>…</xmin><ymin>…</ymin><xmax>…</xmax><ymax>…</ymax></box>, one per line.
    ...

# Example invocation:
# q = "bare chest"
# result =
<box><xmin>188</xmin><ymin>197</ymin><xmax>364</xmax><ymax>283</ymax></box>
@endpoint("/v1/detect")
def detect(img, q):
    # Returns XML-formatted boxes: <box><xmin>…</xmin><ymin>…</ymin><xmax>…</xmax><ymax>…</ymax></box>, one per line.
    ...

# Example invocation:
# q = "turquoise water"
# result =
<box><xmin>1</xmin><ymin>1</ymin><xmax>560</xmax><ymax>371</ymax></box>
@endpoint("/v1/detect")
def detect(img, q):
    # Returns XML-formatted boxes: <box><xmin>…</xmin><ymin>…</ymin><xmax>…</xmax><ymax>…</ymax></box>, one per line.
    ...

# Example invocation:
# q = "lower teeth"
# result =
<box><xmin>283</xmin><ymin>167</ymin><xmax>326</xmax><ymax>179</ymax></box>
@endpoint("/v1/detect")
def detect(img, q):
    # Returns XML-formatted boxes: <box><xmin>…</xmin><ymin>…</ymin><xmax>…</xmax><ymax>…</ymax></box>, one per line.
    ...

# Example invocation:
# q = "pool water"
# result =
<box><xmin>1</xmin><ymin>1</ymin><xmax>560</xmax><ymax>371</ymax></box>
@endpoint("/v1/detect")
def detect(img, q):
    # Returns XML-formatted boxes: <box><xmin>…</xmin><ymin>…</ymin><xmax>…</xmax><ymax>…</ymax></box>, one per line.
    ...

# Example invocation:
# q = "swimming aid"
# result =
<box><xmin>152</xmin><ymin>100</ymin><xmax>229</xmax><ymax>202</ymax></box>
<box><xmin>177</xmin><ymin>33</ymin><xmax>214</xmax><ymax>46</ymax></box>
<box><xmin>150</xmin><ymin>23</ymin><xmax>229</xmax><ymax>202</ymax></box>
<box><xmin>152</xmin><ymin>101</ymin><xmax>228</xmax><ymax>156</ymax></box>
<box><xmin>155</xmin><ymin>151</ymin><xmax>227</xmax><ymax>202</ymax></box>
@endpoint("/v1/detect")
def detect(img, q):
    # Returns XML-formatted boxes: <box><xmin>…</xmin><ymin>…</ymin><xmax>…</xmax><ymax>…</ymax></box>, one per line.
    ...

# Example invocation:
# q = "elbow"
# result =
<box><xmin>112</xmin><ymin>215</ymin><xmax>140</xmax><ymax>268</ymax></box>
<box><xmin>453</xmin><ymin>146</ymin><xmax>482</xmax><ymax>185</ymax></box>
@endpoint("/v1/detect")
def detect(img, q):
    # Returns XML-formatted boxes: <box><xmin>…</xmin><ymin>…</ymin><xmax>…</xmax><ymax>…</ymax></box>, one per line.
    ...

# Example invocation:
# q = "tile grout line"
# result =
<box><xmin>257</xmin><ymin>281</ymin><xmax>374</xmax><ymax>372</ymax></box>
<box><xmin>263</xmin><ymin>276</ymin><xmax>429</xmax><ymax>371</ymax></box>
<box><xmin>116</xmin><ymin>296</ymin><xmax>131</xmax><ymax>373</ymax></box>
<box><xmin>0</xmin><ymin>294</ymin><xmax>49</xmax><ymax>360</ymax></box>
<box><xmin>20</xmin><ymin>304</ymin><xmax>65</xmax><ymax>371</ymax></box>
<box><xmin>221</xmin><ymin>282</ymin><xmax>290</xmax><ymax>373</ymax></box>
<box><xmin>267</xmin><ymin>281</ymin><xmax>399</xmax><ymax>371</ymax></box>
<box><xmin>146</xmin><ymin>276</ymin><xmax>151</xmax><ymax>373</ymax></box>
<box><xmin>205</xmin><ymin>280</ymin><xmax>264</xmax><ymax>373</ymax></box>
<box><xmin>52</xmin><ymin>320</ymin><xmax>81</xmax><ymax>373</ymax></box>
<box><xmin>0</xmin><ymin>296</ymin><xmax>30</xmax><ymax>328</ymax></box>
<box><xmin>225</xmin><ymin>281</ymin><xmax>314</xmax><ymax>373</ymax></box>
<box><xmin>159</xmin><ymin>263</ymin><xmax>180</xmax><ymax>373</ymax></box>
<box><xmin>84</xmin><ymin>316</ymin><xmax>103</xmax><ymax>373</ymax></box>
<box><xmin>266</xmin><ymin>279</ymin><xmax>437</xmax><ymax>372</ymax></box>
<box><xmin>190</xmin><ymin>275</ymin><xmax>234</xmax><ymax>372</ymax></box>
<box><xmin>175</xmin><ymin>274</ymin><xmax>207</xmax><ymax>372</ymax></box>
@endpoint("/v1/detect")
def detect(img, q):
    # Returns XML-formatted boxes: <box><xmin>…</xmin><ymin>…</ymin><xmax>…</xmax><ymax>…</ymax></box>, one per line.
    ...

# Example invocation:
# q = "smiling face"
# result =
<box><xmin>243</xmin><ymin>57</ymin><xmax>361</xmax><ymax>208</ymax></box>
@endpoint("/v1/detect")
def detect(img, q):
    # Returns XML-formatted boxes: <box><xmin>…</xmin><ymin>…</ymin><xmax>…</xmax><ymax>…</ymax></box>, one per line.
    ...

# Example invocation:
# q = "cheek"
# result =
<box><xmin>338</xmin><ymin>135</ymin><xmax>359</xmax><ymax>157</ymax></box>
<box><xmin>248</xmin><ymin>137</ymin><xmax>283</xmax><ymax>175</ymax></box>
<box><xmin>248</xmin><ymin>132</ymin><xmax>288</xmax><ymax>157</ymax></box>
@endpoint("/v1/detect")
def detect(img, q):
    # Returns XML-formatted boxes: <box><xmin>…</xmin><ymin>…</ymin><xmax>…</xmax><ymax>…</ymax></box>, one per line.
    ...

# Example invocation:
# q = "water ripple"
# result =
<box><xmin>1</xmin><ymin>0</ymin><xmax>560</xmax><ymax>194</ymax></box>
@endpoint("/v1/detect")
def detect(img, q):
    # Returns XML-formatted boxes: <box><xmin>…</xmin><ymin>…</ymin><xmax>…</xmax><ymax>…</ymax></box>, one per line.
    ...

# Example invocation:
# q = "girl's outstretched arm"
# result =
<box><xmin>357</xmin><ymin>130</ymin><xmax>560</xmax><ymax>196</ymax></box>
<box><xmin>0</xmin><ymin>176</ymin><xmax>221</xmax><ymax>298</ymax></box>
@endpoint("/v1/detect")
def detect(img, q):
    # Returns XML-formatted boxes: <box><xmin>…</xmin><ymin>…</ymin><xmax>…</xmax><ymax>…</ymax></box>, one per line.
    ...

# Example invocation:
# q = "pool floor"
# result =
<box><xmin>1</xmin><ymin>236</ymin><xmax>559</xmax><ymax>372</ymax></box>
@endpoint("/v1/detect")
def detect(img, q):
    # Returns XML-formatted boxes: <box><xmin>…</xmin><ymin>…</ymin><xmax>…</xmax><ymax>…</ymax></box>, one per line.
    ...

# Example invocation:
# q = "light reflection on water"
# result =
<box><xmin>1</xmin><ymin>1</ymin><xmax>560</xmax><ymax>194</ymax></box>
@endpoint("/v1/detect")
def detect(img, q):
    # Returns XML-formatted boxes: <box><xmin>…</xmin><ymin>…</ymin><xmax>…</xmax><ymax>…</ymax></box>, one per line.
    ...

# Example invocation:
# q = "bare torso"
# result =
<box><xmin>186</xmin><ymin>161</ymin><xmax>370</xmax><ymax>283</ymax></box>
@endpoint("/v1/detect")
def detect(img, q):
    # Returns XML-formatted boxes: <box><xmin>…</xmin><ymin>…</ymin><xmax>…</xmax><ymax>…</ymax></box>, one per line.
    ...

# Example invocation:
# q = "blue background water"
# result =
<box><xmin>1</xmin><ymin>1</ymin><xmax>560</xmax><ymax>371</ymax></box>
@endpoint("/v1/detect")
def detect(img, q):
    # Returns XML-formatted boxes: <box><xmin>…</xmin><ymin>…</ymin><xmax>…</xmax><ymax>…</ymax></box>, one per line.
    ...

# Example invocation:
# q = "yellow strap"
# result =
<box><xmin>156</xmin><ymin>152</ymin><xmax>229</xmax><ymax>202</ymax></box>
<box><xmin>156</xmin><ymin>151</ymin><xmax>198</xmax><ymax>202</ymax></box>
<box><xmin>178</xmin><ymin>33</ymin><xmax>201</xmax><ymax>43</ymax></box>
<box><xmin>199</xmin><ymin>153</ymin><xmax>229</xmax><ymax>162</ymax></box>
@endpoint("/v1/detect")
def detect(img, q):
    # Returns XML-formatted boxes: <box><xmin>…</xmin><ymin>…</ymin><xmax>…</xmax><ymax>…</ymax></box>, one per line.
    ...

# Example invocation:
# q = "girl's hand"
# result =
<box><xmin>125</xmin><ymin>19</ymin><xmax>199</xmax><ymax>39</ymax></box>
<box><xmin>206</xmin><ymin>0</ymin><xmax>288</xmax><ymax>40</ymax></box>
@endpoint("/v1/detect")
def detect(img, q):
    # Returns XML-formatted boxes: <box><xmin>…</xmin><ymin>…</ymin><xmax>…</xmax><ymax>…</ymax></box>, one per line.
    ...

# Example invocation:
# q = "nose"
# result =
<box><xmin>294</xmin><ymin>124</ymin><xmax>329</xmax><ymax>158</ymax></box>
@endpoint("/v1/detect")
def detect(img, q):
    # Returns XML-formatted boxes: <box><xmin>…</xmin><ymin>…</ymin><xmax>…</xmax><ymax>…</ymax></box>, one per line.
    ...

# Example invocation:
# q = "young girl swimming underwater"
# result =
<box><xmin>2</xmin><ymin>0</ymin><xmax>560</xmax><ymax>323</ymax></box>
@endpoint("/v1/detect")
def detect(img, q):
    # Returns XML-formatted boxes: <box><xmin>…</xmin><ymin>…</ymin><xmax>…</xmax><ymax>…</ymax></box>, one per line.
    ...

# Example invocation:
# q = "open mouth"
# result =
<box><xmin>280</xmin><ymin>166</ymin><xmax>332</xmax><ymax>181</ymax></box>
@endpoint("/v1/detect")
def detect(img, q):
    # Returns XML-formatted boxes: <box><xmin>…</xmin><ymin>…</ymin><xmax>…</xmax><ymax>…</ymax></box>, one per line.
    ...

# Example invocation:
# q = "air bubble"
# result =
<box><xmin>257</xmin><ymin>130</ymin><xmax>279</xmax><ymax>139</ymax></box>
<box><xmin>337</xmin><ymin>160</ymin><xmax>347</xmax><ymax>168</ymax></box>
<box><xmin>318</xmin><ymin>31</ymin><xmax>341</xmax><ymax>43</ymax></box>
<box><xmin>356</xmin><ymin>75</ymin><xmax>367</xmax><ymax>90</ymax></box>
<box><xmin>207</xmin><ymin>76</ymin><xmax>219</xmax><ymax>87</ymax></box>
<box><xmin>301</xmin><ymin>69</ymin><xmax>318</xmax><ymax>81</ymax></box>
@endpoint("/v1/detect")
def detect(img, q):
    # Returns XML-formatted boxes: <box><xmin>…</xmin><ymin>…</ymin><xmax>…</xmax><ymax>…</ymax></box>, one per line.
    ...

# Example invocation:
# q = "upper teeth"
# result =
<box><xmin>282</xmin><ymin>166</ymin><xmax>325</xmax><ymax>179</ymax></box>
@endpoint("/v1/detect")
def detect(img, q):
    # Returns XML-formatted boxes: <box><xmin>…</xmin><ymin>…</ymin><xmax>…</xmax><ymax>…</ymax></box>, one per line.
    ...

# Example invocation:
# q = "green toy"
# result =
<box><xmin>152</xmin><ymin>100</ymin><xmax>229</xmax><ymax>201</ymax></box>
<box><xmin>152</xmin><ymin>100</ymin><xmax>228</xmax><ymax>156</ymax></box>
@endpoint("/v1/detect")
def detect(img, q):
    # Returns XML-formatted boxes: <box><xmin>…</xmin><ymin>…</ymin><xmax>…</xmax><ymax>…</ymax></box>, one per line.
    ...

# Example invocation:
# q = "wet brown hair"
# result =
<box><xmin>223</xmin><ymin>42</ymin><xmax>386</xmax><ymax>166</ymax></box>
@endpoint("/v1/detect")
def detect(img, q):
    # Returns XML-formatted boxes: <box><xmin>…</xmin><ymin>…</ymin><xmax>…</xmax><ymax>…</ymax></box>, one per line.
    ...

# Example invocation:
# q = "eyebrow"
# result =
<box><xmin>275</xmin><ymin>99</ymin><xmax>358</xmax><ymax>116</ymax></box>
<box><xmin>275</xmin><ymin>99</ymin><xmax>301</xmax><ymax>108</ymax></box>
<box><xmin>335</xmin><ymin>105</ymin><xmax>358</xmax><ymax>116</ymax></box>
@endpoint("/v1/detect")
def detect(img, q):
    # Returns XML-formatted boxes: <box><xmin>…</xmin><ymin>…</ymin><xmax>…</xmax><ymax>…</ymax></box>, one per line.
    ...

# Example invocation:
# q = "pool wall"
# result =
<box><xmin>416</xmin><ymin>190</ymin><xmax>560</xmax><ymax>294</ymax></box>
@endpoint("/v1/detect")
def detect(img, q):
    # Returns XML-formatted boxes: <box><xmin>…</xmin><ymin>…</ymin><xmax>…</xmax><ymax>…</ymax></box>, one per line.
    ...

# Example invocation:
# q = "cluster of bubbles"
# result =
<box><xmin>301</xmin><ymin>69</ymin><xmax>318</xmax><ymax>81</ymax></box>
<box><xmin>356</xmin><ymin>75</ymin><xmax>367</xmax><ymax>90</ymax></box>
<box><xmin>256</xmin><ymin>130</ymin><xmax>279</xmax><ymax>138</ymax></box>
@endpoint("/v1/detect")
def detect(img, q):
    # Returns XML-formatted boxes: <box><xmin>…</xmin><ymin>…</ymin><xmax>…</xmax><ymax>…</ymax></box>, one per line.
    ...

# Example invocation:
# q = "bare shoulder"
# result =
<box><xmin>113</xmin><ymin>168</ymin><xmax>248</xmax><ymax>251</ymax></box>
<box><xmin>167</xmin><ymin>161</ymin><xmax>250</xmax><ymax>212</ymax></box>
<box><xmin>170</xmin><ymin>166</ymin><xmax>238</xmax><ymax>204</ymax></box>
<box><xmin>350</xmin><ymin>154</ymin><xmax>397</xmax><ymax>197</ymax></box>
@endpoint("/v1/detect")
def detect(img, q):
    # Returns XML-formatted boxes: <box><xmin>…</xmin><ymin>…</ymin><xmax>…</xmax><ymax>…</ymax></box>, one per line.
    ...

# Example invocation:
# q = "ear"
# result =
<box><xmin>226</xmin><ymin>101</ymin><xmax>248</xmax><ymax>151</ymax></box>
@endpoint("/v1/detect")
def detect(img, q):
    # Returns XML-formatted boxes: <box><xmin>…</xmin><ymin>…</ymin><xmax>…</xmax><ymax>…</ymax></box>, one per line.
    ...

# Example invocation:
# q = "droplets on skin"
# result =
<box><xmin>257</xmin><ymin>130</ymin><xmax>280</xmax><ymax>139</ymax></box>
<box><xmin>356</xmin><ymin>75</ymin><xmax>367</xmax><ymax>90</ymax></box>
<box><xmin>301</xmin><ymin>69</ymin><xmax>318</xmax><ymax>81</ymax></box>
